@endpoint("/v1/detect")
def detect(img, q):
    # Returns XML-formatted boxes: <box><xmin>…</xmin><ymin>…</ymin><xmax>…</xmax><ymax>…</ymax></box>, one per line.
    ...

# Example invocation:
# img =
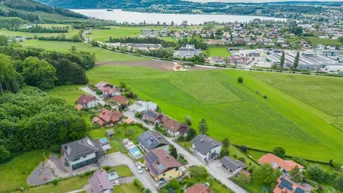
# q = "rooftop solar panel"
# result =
<box><xmin>279</xmin><ymin>178</ymin><xmax>293</xmax><ymax>191</ymax></box>
<box><xmin>294</xmin><ymin>187</ymin><xmax>305</xmax><ymax>193</ymax></box>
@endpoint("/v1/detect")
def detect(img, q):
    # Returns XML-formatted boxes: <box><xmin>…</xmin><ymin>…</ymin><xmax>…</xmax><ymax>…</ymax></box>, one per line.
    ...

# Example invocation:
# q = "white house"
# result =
<box><xmin>77</xmin><ymin>94</ymin><xmax>99</xmax><ymax>108</ymax></box>
<box><xmin>191</xmin><ymin>135</ymin><xmax>222</xmax><ymax>163</ymax></box>
<box><xmin>128</xmin><ymin>101</ymin><xmax>158</xmax><ymax>113</ymax></box>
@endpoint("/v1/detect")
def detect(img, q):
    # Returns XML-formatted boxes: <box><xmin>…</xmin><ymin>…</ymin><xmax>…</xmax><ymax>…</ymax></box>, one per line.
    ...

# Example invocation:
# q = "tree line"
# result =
<box><xmin>0</xmin><ymin>86</ymin><xmax>89</xmax><ymax>163</ymax></box>
<box><xmin>13</xmin><ymin>25</ymin><xmax>69</xmax><ymax>33</ymax></box>
<box><xmin>0</xmin><ymin>38</ymin><xmax>95</xmax><ymax>91</ymax></box>
<box><xmin>37</xmin><ymin>34</ymin><xmax>82</xmax><ymax>42</ymax></box>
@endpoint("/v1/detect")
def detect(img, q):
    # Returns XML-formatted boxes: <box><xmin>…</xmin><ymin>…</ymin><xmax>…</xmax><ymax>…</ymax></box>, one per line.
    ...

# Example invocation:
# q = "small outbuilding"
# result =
<box><xmin>106</xmin><ymin>129</ymin><xmax>115</xmax><ymax>138</ymax></box>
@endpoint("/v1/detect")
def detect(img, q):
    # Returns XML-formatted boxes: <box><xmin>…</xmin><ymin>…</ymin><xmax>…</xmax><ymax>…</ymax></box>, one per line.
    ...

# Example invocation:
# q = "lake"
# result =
<box><xmin>72</xmin><ymin>9</ymin><xmax>286</xmax><ymax>25</ymax></box>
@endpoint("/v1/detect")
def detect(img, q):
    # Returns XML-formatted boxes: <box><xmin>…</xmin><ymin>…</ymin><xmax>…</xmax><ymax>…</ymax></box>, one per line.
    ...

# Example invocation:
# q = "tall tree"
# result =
<box><xmin>222</xmin><ymin>138</ymin><xmax>230</xmax><ymax>148</ymax></box>
<box><xmin>198</xmin><ymin>118</ymin><xmax>209</xmax><ymax>135</ymax></box>
<box><xmin>293</xmin><ymin>52</ymin><xmax>299</xmax><ymax>69</ymax></box>
<box><xmin>334</xmin><ymin>173</ymin><xmax>343</xmax><ymax>191</ymax></box>
<box><xmin>0</xmin><ymin>35</ymin><xmax>8</xmax><ymax>46</ymax></box>
<box><xmin>0</xmin><ymin>54</ymin><xmax>23</xmax><ymax>94</ymax></box>
<box><xmin>254</xmin><ymin>164</ymin><xmax>278</xmax><ymax>186</ymax></box>
<box><xmin>169</xmin><ymin>145</ymin><xmax>177</xmax><ymax>159</ymax></box>
<box><xmin>272</xmin><ymin>147</ymin><xmax>286</xmax><ymax>158</ymax></box>
<box><xmin>289</xmin><ymin>166</ymin><xmax>303</xmax><ymax>183</ymax></box>
<box><xmin>280</xmin><ymin>51</ymin><xmax>285</xmax><ymax>68</ymax></box>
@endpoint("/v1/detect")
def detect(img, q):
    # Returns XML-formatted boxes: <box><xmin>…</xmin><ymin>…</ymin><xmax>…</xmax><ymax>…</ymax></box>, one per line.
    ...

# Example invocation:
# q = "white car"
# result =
<box><xmin>137</xmin><ymin>165</ymin><xmax>144</xmax><ymax>174</ymax></box>
<box><xmin>155</xmin><ymin>180</ymin><xmax>165</xmax><ymax>187</ymax></box>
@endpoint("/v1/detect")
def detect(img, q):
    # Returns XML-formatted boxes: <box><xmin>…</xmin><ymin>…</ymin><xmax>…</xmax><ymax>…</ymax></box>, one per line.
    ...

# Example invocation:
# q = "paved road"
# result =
<box><xmin>83</xmin><ymin>86</ymin><xmax>246</xmax><ymax>193</ymax></box>
<box><xmin>98</xmin><ymin>153</ymin><xmax>158</xmax><ymax>193</ymax></box>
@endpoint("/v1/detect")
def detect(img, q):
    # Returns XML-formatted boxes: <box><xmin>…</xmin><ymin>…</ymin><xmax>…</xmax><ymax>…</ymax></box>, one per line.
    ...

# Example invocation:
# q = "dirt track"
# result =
<box><xmin>97</xmin><ymin>60</ymin><xmax>222</xmax><ymax>71</ymax></box>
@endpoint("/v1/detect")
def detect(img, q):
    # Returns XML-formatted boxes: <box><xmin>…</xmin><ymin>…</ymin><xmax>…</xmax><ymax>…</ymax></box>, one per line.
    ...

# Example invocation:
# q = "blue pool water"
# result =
<box><xmin>129</xmin><ymin>146</ymin><xmax>143</xmax><ymax>159</ymax></box>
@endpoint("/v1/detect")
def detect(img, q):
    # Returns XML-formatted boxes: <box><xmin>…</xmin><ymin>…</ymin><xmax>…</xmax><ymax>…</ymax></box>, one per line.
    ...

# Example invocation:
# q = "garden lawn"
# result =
<box><xmin>207</xmin><ymin>46</ymin><xmax>231</xmax><ymax>57</ymax></box>
<box><xmin>306</xmin><ymin>37</ymin><xmax>341</xmax><ymax>45</ymax></box>
<box><xmin>46</xmin><ymin>85</ymin><xmax>84</xmax><ymax>105</ymax></box>
<box><xmin>113</xmin><ymin>183</ymin><xmax>140</xmax><ymax>193</ymax></box>
<box><xmin>0</xmin><ymin>29</ymin><xmax>79</xmax><ymax>38</ymax></box>
<box><xmin>22</xmin><ymin>40</ymin><xmax>149</xmax><ymax>62</ymax></box>
<box><xmin>112</xmin><ymin>165</ymin><xmax>133</xmax><ymax>177</ymax></box>
<box><xmin>86</xmin><ymin>66</ymin><xmax>343</xmax><ymax>162</ymax></box>
<box><xmin>13</xmin><ymin>175</ymin><xmax>89</xmax><ymax>193</ymax></box>
<box><xmin>0</xmin><ymin>150</ymin><xmax>46</xmax><ymax>193</ymax></box>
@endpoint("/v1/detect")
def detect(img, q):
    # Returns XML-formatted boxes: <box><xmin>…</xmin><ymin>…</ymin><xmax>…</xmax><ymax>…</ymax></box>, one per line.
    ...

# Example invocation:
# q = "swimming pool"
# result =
<box><xmin>129</xmin><ymin>146</ymin><xmax>143</xmax><ymax>159</ymax></box>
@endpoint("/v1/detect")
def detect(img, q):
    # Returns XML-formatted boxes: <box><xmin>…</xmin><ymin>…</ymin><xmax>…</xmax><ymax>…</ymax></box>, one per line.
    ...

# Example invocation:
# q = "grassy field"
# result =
<box><xmin>22</xmin><ymin>40</ymin><xmax>149</xmax><ymax>62</ymax></box>
<box><xmin>307</xmin><ymin>37</ymin><xmax>342</xmax><ymax>45</ymax></box>
<box><xmin>84</xmin><ymin>66</ymin><xmax>343</xmax><ymax>162</ymax></box>
<box><xmin>46</xmin><ymin>85</ymin><xmax>84</xmax><ymax>105</ymax></box>
<box><xmin>0</xmin><ymin>151</ymin><xmax>46</xmax><ymax>193</ymax></box>
<box><xmin>112</xmin><ymin>165</ymin><xmax>133</xmax><ymax>177</ymax></box>
<box><xmin>0</xmin><ymin>29</ymin><xmax>79</xmax><ymax>38</ymax></box>
<box><xmin>207</xmin><ymin>47</ymin><xmax>231</xmax><ymax>57</ymax></box>
<box><xmin>114</xmin><ymin>183</ymin><xmax>141</xmax><ymax>193</ymax></box>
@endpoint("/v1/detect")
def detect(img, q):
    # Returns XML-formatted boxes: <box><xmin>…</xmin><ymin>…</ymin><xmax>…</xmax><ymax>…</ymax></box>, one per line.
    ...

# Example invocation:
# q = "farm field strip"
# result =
<box><xmin>0</xmin><ymin>29</ymin><xmax>79</xmax><ymax>38</ymax></box>
<box><xmin>85</xmin><ymin>65</ymin><xmax>343</xmax><ymax>162</ymax></box>
<box><xmin>207</xmin><ymin>46</ymin><xmax>231</xmax><ymax>57</ymax></box>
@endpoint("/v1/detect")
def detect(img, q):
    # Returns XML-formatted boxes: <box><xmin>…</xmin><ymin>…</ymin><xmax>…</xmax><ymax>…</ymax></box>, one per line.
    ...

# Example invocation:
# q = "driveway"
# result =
<box><xmin>98</xmin><ymin>153</ymin><xmax>157</xmax><ymax>193</ymax></box>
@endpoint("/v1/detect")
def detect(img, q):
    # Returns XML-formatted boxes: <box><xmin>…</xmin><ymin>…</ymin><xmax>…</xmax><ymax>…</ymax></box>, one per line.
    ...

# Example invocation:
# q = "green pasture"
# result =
<box><xmin>0</xmin><ymin>151</ymin><xmax>46</xmax><ymax>193</ymax></box>
<box><xmin>207</xmin><ymin>47</ymin><xmax>231</xmax><ymax>57</ymax></box>
<box><xmin>307</xmin><ymin>37</ymin><xmax>341</xmax><ymax>46</ymax></box>
<box><xmin>114</xmin><ymin>183</ymin><xmax>141</xmax><ymax>193</ymax></box>
<box><xmin>84</xmin><ymin>66</ymin><xmax>343</xmax><ymax>162</ymax></box>
<box><xmin>22</xmin><ymin>40</ymin><xmax>149</xmax><ymax>62</ymax></box>
<box><xmin>46</xmin><ymin>85</ymin><xmax>84</xmax><ymax>105</ymax></box>
<box><xmin>0</xmin><ymin>29</ymin><xmax>79</xmax><ymax>38</ymax></box>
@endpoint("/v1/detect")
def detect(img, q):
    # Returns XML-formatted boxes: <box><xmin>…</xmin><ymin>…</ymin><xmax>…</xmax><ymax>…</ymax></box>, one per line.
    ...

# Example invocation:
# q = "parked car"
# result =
<box><xmin>156</xmin><ymin>180</ymin><xmax>166</xmax><ymax>187</ymax></box>
<box><xmin>137</xmin><ymin>165</ymin><xmax>144</xmax><ymax>174</ymax></box>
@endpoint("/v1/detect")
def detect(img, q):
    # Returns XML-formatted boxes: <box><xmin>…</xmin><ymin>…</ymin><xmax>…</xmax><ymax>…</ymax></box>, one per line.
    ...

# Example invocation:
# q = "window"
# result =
<box><xmin>169</xmin><ymin>176</ymin><xmax>172</xmax><ymax>180</ymax></box>
<box><xmin>175</xmin><ymin>167</ymin><xmax>179</xmax><ymax>171</ymax></box>
<box><xmin>163</xmin><ymin>173</ymin><xmax>166</xmax><ymax>176</ymax></box>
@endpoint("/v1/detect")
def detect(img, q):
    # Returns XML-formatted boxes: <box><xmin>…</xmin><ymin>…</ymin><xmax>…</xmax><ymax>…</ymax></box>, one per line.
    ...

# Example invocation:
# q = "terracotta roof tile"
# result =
<box><xmin>185</xmin><ymin>184</ymin><xmax>213</xmax><ymax>193</ymax></box>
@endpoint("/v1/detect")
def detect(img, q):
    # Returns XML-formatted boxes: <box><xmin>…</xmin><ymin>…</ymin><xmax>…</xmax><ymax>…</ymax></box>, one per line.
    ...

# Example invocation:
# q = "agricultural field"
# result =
<box><xmin>0</xmin><ymin>28</ymin><xmax>79</xmax><ymax>38</ymax></box>
<box><xmin>22</xmin><ymin>40</ymin><xmax>149</xmax><ymax>62</ymax></box>
<box><xmin>85</xmin><ymin>66</ymin><xmax>343</xmax><ymax>162</ymax></box>
<box><xmin>0</xmin><ymin>151</ymin><xmax>47</xmax><ymax>193</ymax></box>
<box><xmin>207</xmin><ymin>46</ymin><xmax>231</xmax><ymax>57</ymax></box>
<box><xmin>46</xmin><ymin>85</ymin><xmax>84</xmax><ymax>105</ymax></box>
<box><xmin>307</xmin><ymin>37</ymin><xmax>341</xmax><ymax>45</ymax></box>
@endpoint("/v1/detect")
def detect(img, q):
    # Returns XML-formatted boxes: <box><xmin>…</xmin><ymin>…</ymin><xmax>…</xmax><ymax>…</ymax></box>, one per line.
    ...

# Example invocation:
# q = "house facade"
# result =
<box><xmin>191</xmin><ymin>135</ymin><xmax>222</xmax><ymax>163</ymax></box>
<box><xmin>61</xmin><ymin>137</ymin><xmax>99</xmax><ymax>170</ymax></box>
<box><xmin>92</xmin><ymin>109</ymin><xmax>123</xmax><ymax>126</ymax></box>
<box><xmin>96</xmin><ymin>81</ymin><xmax>121</xmax><ymax>98</ymax></box>
<box><xmin>160</xmin><ymin>116</ymin><xmax>189</xmax><ymax>137</ymax></box>
<box><xmin>137</xmin><ymin>130</ymin><xmax>170</xmax><ymax>153</ymax></box>
<box><xmin>144</xmin><ymin>148</ymin><xmax>183</xmax><ymax>182</ymax></box>
<box><xmin>259</xmin><ymin>153</ymin><xmax>304</xmax><ymax>173</ymax></box>
<box><xmin>77</xmin><ymin>94</ymin><xmax>99</xmax><ymax>108</ymax></box>
<box><xmin>128</xmin><ymin>101</ymin><xmax>158</xmax><ymax>113</ymax></box>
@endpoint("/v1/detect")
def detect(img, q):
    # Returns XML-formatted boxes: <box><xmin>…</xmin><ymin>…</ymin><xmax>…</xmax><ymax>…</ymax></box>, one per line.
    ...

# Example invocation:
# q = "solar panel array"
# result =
<box><xmin>147</xmin><ymin>110</ymin><xmax>159</xmax><ymax>119</ymax></box>
<box><xmin>138</xmin><ymin>131</ymin><xmax>159</xmax><ymax>150</ymax></box>
<box><xmin>145</xmin><ymin>151</ymin><xmax>159</xmax><ymax>175</ymax></box>
<box><xmin>294</xmin><ymin>187</ymin><xmax>305</xmax><ymax>193</ymax></box>
<box><xmin>279</xmin><ymin>178</ymin><xmax>293</xmax><ymax>191</ymax></box>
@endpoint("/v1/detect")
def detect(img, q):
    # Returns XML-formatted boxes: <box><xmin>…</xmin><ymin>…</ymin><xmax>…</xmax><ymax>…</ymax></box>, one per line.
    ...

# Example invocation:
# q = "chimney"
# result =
<box><xmin>99</xmin><ymin>184</ymin><xmax>102</xmax><ymax>187</ymax></box>
<box><xmin>158</xmin><ymin>136</ymin><xmax>161</xmax><ymax>139</ymax></box>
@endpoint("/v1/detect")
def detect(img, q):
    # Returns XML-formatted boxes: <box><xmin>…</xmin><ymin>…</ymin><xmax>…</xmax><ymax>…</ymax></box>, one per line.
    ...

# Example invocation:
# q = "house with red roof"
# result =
<box><xmin>259</xmin><ymin>153</ymin><xmax>304</xmax><ymax>173</ymax></box>
<box><xmin>76</xmin><ymin>94</ymin><xmax>99</xmax><ymax>109</ymax></box>
<box><xmin>273</xmin><ymin>176</ymin><xmax>312</xmax><ymax>193</ymax></box>
<box><xmin>160</xmin><ymin>115</ymin><xmax>189</xmax><ymax>137</ymax></box>
<box><xmin>96</xmin><ymin>81</ymin><xmax>121</xmax><ymax>98</ymax></box>
<box><xmin>110</xmin><ymin>95</ymin><xmax>129</xmax><ymax>106</ymax></box>
<box><xmin>185</xmin><ymin>184</ymin><xmax>213</xmax><ymax>193</ymax></box>
<box><xmin>92</xmin><ymin>109</ymin><xmax>123</xmax><ymax>126</ymax></box>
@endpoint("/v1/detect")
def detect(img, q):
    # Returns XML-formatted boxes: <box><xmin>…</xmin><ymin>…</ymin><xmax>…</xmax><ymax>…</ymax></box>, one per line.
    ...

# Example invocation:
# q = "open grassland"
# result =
<box><xmin>46</xmin><ymin>85</ymin><xmax>84</xmax><ymax>105</ymax></box>
<box><xmin>307</xmin><ymin>37</ymin><xmax>342</xmax><ymax>45</ymax></box>
<box><xmin>0</xmin><ymin>29</ymin><xmax>79</xmax><ymax>38</ymax></box>
<box><xmin>22</xmin><ymin>40</ymin><xmax>149</xmax><ymax>62</ymax></box>
<box><xmin>0</xmin><ymin>151</ymin><xmax>46</xmax><ymax>193</ymax></box>
<box><xmin>86</xmin><ymin>66</ymin><xmax>343</xmax><ymax>162</ymax></box>
<box><xmin>207</xmin><ymin>47</ymin><xmax>231</xmax><ymax>57</ymax></box>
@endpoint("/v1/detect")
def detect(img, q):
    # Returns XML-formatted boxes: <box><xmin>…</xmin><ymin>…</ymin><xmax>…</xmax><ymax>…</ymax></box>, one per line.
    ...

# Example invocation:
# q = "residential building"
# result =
<box><xmin>92</xmin><ymin>109</ymin><xmax>123</xmax><ymax>126</ymax></box>
<box><xmin>126</xmin><ymin>43</ymin><xmax>162</xmax><ymax>51</ymax></box>
<box><xmin>137</xmin><ymin>130</ymin><xmax>170</xmax><ymax>153</ymax></box>
<box><xmin>128</xmin><ymin>101</ymin><xmax>158</xmax><ymax>113</ymax></box>
<box><xmin>185</xmin><ymin>184</ymin><xmax>213</xmax><ymax>193</ymax></box>
<box><xmin>191</xmin><ymin>135</ymin><xmax>222</xmax><ymax>163</ymax></box>
<box><xmin>110</xmin><ymin>95</ymin><xmax>129</xmax><ymax>106</ymax></box>
<box><xmin>93</xmin><ymin>137</ymin><xmax>111</xmax><ymax>152</ymax></box>
<box><xmin>259</xmin><ymin>153</ymin><xmax>304</xmax><ymax>173</ymax></box>
<box><xmin>144</xmin><ymin>110</ymin><xmax>162</xmax><ymax>125</ymax></box>
<box><xmin>173</xmin><ymin>44</ymin><xmax>202</xmax><ymax>58</ymax></box>
<box><xmin>61</xmin><ymin>137</ymin><xmax>99</xmax><ymax>170</ymax></box>
<box><xmin>143</xmin><ymin>148</ymin><xmax>183</xmax><ymax>182</ymax></box>
<box><xmin>76</xmin><ymin>94</ymin><xmax>99</xmax><ymax>109</ymax></box>
<box><xmin>160</xmin><ymin>116</ymin><xmax>189</xmax><ymax>137</ymax></box>
<box><xmin>273</xmin><ymin>176</ymin><xmax>312</xmax><ymax>193</ymax></box>
<box><xmin>96</xmin><ymin>81</ymin><xmax>121</xmax><ymax>98</ymax></box>
<box><xmin>89</xmin><ymin>170</ymin><xmax>113</xmax><ymax>193</ymax></box>
<box><xmin>220</xmin><ymin>156</ymin><xmax>246</xmax><ymax>175</ymax></box>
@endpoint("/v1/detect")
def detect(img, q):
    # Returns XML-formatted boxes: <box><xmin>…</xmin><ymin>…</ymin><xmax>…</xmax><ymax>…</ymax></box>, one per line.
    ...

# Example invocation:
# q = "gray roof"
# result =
<box><xmin>220</xmin><ymin>156</ymin><xmax>245</xmax><ymax>171</ymax></box>
<box><xmin>138</xmin><ymin>131</ymin><xmax>169</xmax><ymax>151</ymax></box>
<box><xmin>89</xmin><ymin>170</ymin><xmax>113</xmax><ymax>193</ymax></box>
<box><xmin>191</xmin><ymin>135</ymin><xmax>222</xmax><ymax>155</ymax></box>
<box><xmin>61</xmin><ymin>137</ymin><xmax>99</xmax><ymax>161</ymax></box>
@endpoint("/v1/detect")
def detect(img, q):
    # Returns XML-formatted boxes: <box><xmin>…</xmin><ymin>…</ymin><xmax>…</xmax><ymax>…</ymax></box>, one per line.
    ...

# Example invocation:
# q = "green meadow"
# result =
<box><xmin>207</xmin><ymin>46</ymin><xmax>231</xmax><ymax>57</ymax></box>
<box><xmin>22</xmin><ymin>40</ymin><xmax>149</xmax><ymax>62</ymax></box>
<box><xmin>85</xmin><ymin>66</ymin><xmax>343</xmax><ymax>162</ymax></box>
<box><xmin>0</xmin><ymin>28</ymin><xmax>79</xmax><ymax>38</ymax></box>
<box><xmin>307</xmin><ymin>37</ymin><xmax>342</xmax><ymax>46</ymax></box>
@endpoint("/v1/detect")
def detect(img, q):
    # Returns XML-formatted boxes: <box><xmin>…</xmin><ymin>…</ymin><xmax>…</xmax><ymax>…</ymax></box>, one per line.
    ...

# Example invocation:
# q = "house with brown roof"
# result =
<box><xmin>185</xmin><ymin>184</ymin><xmax>213</xmax><ymax>193</ymax></box>
<box><xmin>96</xmin><ymin>81</ymin><xmax>121</xmax><ymax>98</ymax></box>
<box><xmin>160</xmin><ymin>115</ymin><xmax>189</xmax><ymax>137</ymax></box>
<box><xmin>259</xmin><ymin>153</ymin><xmax>304</xmax><ymax>173</ymax></box>
<box><xmin>92</xmin><ymin>109</ymin><xmax>123</xmax><ymax>126</ymax></box>
<box><xmin>76</xmin><ymin>94</ymin><xmax>99</xmax><ymax>109</ymax></box>
<box><xmin>143</xmin><ymin>148</ymin><xmax>184</xmax><ymax>182</ymax></box>
<box><xmin>110</xmin><ymin>95</ymin><xmax>129</xmax><ymax>106</ymax></box>
<box><xmin>144</xmin><ymin>110</ymin><xmax>162</xmax><ymax>125</ymax></box>
<box><xmin>89</xmin><ymin>170</ymin><xmax>113</xmax><ymax>193</ymax></box>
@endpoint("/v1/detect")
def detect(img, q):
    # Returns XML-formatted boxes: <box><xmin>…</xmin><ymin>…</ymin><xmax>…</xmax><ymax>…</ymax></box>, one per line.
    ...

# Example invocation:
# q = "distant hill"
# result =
<box><xmin>0</xmin><ymin>0</ymin><xmax>88</xmax><ymax>23</ymax></box>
